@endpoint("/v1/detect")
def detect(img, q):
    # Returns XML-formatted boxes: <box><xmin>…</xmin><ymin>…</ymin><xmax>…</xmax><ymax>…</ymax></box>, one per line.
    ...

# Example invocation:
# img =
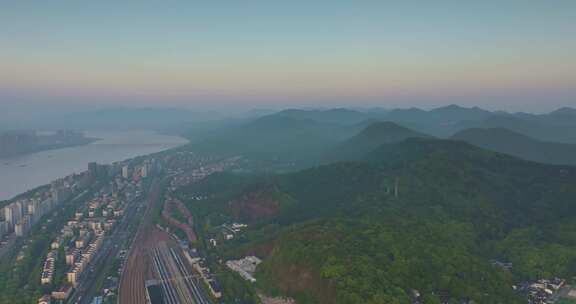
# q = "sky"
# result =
<box><xmin>1</xmin><ymin>1</ymin><xmax>575</xmax><ymax>117</ymax></box>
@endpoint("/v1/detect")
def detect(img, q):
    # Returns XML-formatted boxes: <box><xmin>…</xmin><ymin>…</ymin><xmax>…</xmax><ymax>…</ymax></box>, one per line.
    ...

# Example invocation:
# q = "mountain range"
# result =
<box><xmin>181</xmin><ymin>133</ymin><xmax>576</xmax><ymax>303</ymax></box>
<box><xmin>250</xmin><ymin>105</ymin><xmax>576</xmax><ymax>141</ymax></box>
<box><xmin>165</xmin><ymin>104</ymin><xmax>576</xmax><ymax>303</ymax></box>
<box><xmin>452</xmin><ymin>128</ymin><xmax>576</xmax><ymax>166</ymax></box>
<box><xmin>324</xmin><ymin>121</ymin><xmax>432</xmax><ymax>161</ymax></box>
<box><xmin>186</xmin><ymin>105</ymin><xmax>576</xmax><ymax>167</ymax></box>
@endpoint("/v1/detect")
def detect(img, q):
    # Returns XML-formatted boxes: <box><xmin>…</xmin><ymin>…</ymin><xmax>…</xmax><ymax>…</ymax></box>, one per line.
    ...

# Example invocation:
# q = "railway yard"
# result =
<box><xmin>118</xmin><ymin>155</ymin><xmax>231</xmax><ymax>304</ymax></box>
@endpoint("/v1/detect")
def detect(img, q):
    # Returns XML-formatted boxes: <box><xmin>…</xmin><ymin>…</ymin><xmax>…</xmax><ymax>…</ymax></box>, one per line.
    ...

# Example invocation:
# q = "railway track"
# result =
<box><xmin>151</xmin><ymin>243</ymin><xmax>211</xmax><ymax>304</ymax></box>
<box><xmin>169</xmin><ymin>247</ymin><xmax>210</xmax><ymax>304</ymax></box>
<box><xmin>119</xmin><ymin>180</ymin><xmax>163</xmax><ymax>304</ymax></box>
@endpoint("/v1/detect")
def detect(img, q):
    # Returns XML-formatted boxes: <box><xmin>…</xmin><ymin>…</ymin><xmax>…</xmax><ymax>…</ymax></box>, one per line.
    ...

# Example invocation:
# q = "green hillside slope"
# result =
<box><xmin>179</xmin><ymin>138</ymin><xmax>576</xmax><ymax>304</ymax></box>
<box><xmin>325</xmin><ymin>122</ymin><xmax>432</xmax><ymax>161</ymax></box>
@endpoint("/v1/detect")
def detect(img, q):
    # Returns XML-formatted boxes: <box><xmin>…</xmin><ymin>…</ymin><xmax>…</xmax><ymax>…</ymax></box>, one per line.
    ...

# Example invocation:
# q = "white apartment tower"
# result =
<box><xmin>122</xmin><ymin>166</ymin><xmax>130</xmax><ymax>179</ymax></box>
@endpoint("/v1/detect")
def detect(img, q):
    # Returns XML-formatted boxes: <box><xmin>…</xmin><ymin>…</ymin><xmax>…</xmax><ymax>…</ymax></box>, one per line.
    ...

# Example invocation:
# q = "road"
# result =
<box><xmin>79</xmin><ymin>198</ymin><xmax>146</xmax><ymax>303</ymax></box>
<box><xmin>68</xmin><ymin>188</ymin><xmax>148</xmax><ymax>304</ymax></box>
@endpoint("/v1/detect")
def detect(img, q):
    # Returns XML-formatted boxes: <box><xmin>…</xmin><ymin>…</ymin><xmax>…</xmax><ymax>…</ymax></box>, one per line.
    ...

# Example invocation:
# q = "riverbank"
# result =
<box><xmin>0</xmin><ymin>131</ymin><xmax>99</xmax><ymax>158</ymax></box>
<box><xmin>0</xmin><ymin>130</ymin><xmax>188</xmax><ymax>201</ymax></box>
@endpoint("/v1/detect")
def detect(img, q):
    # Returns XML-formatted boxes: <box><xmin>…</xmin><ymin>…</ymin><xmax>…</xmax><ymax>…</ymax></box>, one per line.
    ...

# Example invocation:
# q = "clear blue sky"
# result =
<box><xmin>1</xmin><ymin>1</ymin><xmax>575</xmax><ymax>113</ymax></box>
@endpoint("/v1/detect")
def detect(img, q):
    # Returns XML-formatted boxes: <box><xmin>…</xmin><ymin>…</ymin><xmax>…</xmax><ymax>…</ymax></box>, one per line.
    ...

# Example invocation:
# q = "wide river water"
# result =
<box><xmin>0</xmin><ymin>130</ymin><xmax>188</xmax><ymax>201</ymax></box>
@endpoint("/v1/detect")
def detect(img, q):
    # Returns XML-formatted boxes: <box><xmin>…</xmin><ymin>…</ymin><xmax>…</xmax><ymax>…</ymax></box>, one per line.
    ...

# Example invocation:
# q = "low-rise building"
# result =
<box><xmin>41</xmin><ymin>250</ymin><xmax>57</xmax><ymax>285</ymax></box>
<box><xmin>226</xmin><ymin>256</ymin><xmax>262</xmax><ymax>283</ymax></box>
<box><xmin>67</xmin><ymin>270</ymin><xmax>78</xmax><ymax>286</ymax></box>
<box><xmin>51</xmin><ymin>285</ymin><xmax>73</xmax><ymax>301</ymax></box>
<box><xmin>66</xmin><ymin>248</ymin><xmax>81</xmax><ymax>266</ymax></box>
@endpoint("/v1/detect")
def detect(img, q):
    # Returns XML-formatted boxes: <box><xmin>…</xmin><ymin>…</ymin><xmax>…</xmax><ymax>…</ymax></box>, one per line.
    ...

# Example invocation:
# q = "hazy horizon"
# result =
<box><xmin>1</xmin><ymin>1</ymin><xmax>575</xmax><ymax>118</ymax></box>
<box><xmin>2</xmin><ymin>3</ymin><xmax>576</xmax><ymax>304</ymax></box>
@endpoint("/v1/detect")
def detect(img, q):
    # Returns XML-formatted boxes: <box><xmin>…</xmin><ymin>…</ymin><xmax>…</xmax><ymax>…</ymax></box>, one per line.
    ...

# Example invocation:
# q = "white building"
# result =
<box><xmin>3</xmin><ymin>206</ymin><xmax>14</xmax><ymax>232</ymax></box>
<box><xmin>122</xmin><ymin>166</ymin><xmax>130</xmax><ymax>179</ymax></box>
<box><xmin>0</xmin><ymin>221</ymin><xmax>7</xmax><ymax>236</ymax></box>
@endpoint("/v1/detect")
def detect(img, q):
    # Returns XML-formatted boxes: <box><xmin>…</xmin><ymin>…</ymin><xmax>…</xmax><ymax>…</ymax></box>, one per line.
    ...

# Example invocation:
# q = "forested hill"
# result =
<box><xmin>324</xmin><ymin>121</ymin><xmax>432</xmax><ymax>161</ymax></box>
<box><xmin>182</xmin><ymin>138</ymin><xmax>576</xmax><ymax>304</ymax></box>
<box><xmin>188</xmin><ymin>115</ymin><xmax>363</xmax><ymax>163</ymax></box>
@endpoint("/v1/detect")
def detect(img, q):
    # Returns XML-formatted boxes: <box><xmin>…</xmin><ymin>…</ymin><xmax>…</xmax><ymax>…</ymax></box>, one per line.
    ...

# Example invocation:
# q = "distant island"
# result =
<box><xmin>0</xmin><ymin>130</ymin><xmax>99</xmax><ymax>158</ymax></box>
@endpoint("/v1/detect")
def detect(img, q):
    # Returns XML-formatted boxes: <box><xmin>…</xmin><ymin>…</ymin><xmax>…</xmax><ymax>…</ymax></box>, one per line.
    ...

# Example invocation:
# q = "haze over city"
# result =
<box><xmin>1</xmin><ymin>2</ymin><xmax>576</xmax><ymax>304</ymax></box>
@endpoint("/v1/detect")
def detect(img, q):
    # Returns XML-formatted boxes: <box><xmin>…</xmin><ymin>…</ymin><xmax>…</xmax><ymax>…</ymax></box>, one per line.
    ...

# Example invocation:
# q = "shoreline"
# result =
<box><xmin>0</xmin><ymin>130</ymin><xmax>188</xmax><ymax>202</ymax></box>
<box><xmin>0</xmin><ymin>137</ymin><xmax>101</xmax><ymax>160</ymax></box>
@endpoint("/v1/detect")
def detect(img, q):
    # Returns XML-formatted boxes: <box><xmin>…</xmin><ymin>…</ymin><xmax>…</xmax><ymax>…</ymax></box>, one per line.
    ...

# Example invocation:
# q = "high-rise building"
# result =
<box><xmin>141</xmin><ymin>165</ymin><xmax>148</xmax><ymax>178</ymax></box>
<box><xmin>4</xmin><ymin>202</ymin><xmax>23</xmax><ymax>232</ymax></box>
<box><xmin>14</xmin><ymin>201</ymin><xmax>24</xmax><ymax>222</ymax></box>
<box><xmin>4</xmin><ymin>206</ymin><xmax>14</xmax><ymax>229</ymax></box>
<box><xmin>0</xmin><ymin>221</ymin><xmax>7</xmax><ymax>237</ymax></box>
<box><xmin>27</xmin><ymin>200</ymin><xmax>39</xmax><ymax>215</ymax></box>
<box><xmin>122</xmin><ymin>166</ymin><xmax>130</xmax><ymax>179</ymax></box>
<box><xmin>88</xmin><ymin>162</ymin><xmax>99</xmax><ymax>178</ymax></box>
<box><xmin>15</xmin><ymin>218</ymin><xmax>29</xmax><ymax>237</ymax></box>
<box><xmin>52</xmin><ymin>187</ymin><xmax>71</xmax><ymax>204</ymax></box>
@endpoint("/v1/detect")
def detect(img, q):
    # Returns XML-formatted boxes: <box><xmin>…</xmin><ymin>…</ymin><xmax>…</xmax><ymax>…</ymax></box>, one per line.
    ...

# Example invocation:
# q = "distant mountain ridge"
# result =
<box><xmin>190</xmin><ymin>114</ymin><xmax>365</xmax><ymax>163</ymax></box>
<box><xmin>272</xmin><ymin>108</ymin><xmax>380</xmax><ymax>125</ymax></box>
<box><xmin>550</xmin><ymin>107</ymin><xmax>576</xmax><ymax>115</ymax></box>
<box><xmin>456</xmin><ymin>114</ymin><xmax>576</xmax><ymax>143</ymax></box>
<box><xmin>325</xmin><ymin>121</ymin><xmax>432</xmax><ymax>161</ymax></box>
<box><xmin>269</xmin><ymin>104</ymin><xmax>497</xmax><ymax>126</ymax></box>
<box><xmin>260</xmin><ymin>105</ymin><xmax>576</xmax><ymax>141</ymax></box>
<box><xmin>452</xmin><ymin>127</ymin><xmax>576</xmax><ymax>165</ymax></box>
<box><xmin>185</xmin><ymin>105</ymin><xmax>576</xmax><ymax>166</ymax></box>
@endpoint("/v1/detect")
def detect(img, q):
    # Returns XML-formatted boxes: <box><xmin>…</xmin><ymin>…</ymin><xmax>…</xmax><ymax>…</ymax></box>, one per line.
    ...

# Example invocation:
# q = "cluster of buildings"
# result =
<box><xmin>121</xmin><ymin>162</ymin><xmax>150</xmax><ymax>180</ymax></box>
<box><xmin>222</xmin><ymin>222</ymin><xmax>247</xmax><ymax>239</ymax></box>
<box><xmin>65</xmin><ymin>231</ymin><xmax>105</xmax><ymax>287</ymax></box>
<box><xmin>41</xmin><ymin>250</ymin><xmax>58</xmax><ymax>285</ymax></box>
<box><xmin>168</xmin><ymin>156</ymin><xmax>240</xmax><ymax>190</ymax></box>
<box><xmin>516</xmin><ymin>278</ymin><xmax>566</xmax><ymax>304</ymax></box>
<box><xmin>88</xmin><ymin>157</ymin><xmax>159</xmax><ymax>182</ymax></box>
<box><xmin>1</xmin><ymin>176</ymin><xmax>80</xmax><ymax>239</ymax></box>
<box><xmin>226</xmin><ymin>256</ymin><xmax>262</xmax><ymax>283</ymax></box>
<box><xmin>162</xmin><ymin>151</ymin><xmax>212</xmax><ymax>175</ymax></box>
<box><xmin>40</xmin><ymin>209</ymin><xmax>114</xmax><ymax>289</ymax></box>
<box><xmin>0</xmin><ymin>130</ymin><xmax>38</xmax><ymax>157</ymax></box>
<box><xmin>37</xmin><ymin>160</ymin><xmax>150</xmax><ymax>303</ymax></box>
<box><xmin>209</xmin><ymin>222</ymin><xmax>248</xmax><ymax>247</ymax></box>
<box><xmin>0</xmin><ymin>129</ymin><xmax>91</xmax><ymax>158</ymax></box>
<box><xmin>0</xmin><ymin>158</ymin><xmax>133</xmax><ymax>246</ymax></box>
<box><xmin>183</xmin><ymin>248</ymin><xmax>223</xmax><ymax>299</ymax></box>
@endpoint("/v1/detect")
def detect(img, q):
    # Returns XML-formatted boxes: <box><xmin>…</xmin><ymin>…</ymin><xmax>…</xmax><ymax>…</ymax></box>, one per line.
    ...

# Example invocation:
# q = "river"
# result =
<box><xmin>0</xmin><ymin>130</ymin><xmax>188</xmax><ymax>201</ymax></box>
